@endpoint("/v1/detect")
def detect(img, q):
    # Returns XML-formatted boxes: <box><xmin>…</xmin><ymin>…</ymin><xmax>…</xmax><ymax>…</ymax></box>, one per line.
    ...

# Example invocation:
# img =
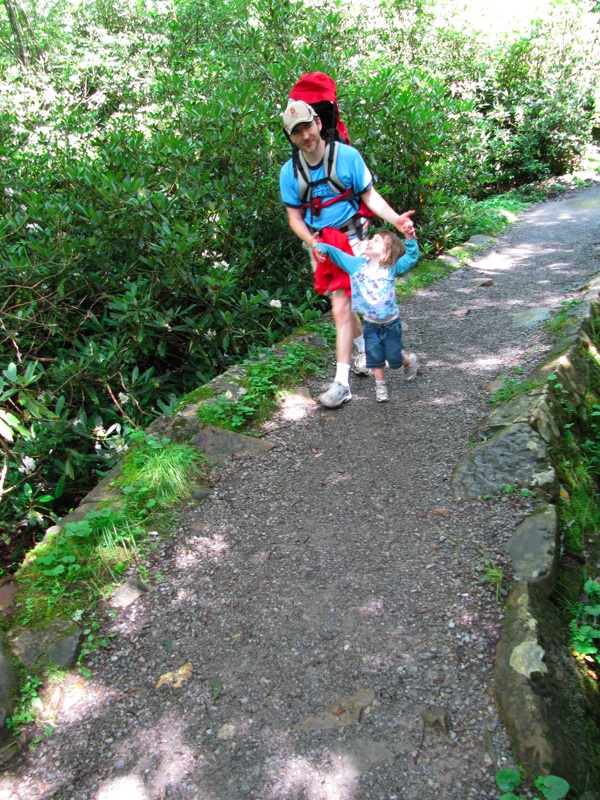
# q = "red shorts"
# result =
<box><xmin>312</xmin><ymin>227</ymin><xmax>354</xmax><ymax>297</ymax></box>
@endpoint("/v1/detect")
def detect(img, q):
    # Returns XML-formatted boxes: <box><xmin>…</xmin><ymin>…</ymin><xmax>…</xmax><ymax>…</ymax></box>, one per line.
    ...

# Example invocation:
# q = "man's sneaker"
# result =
<box><xmin>318</xmin><ymin>381</ymin><xmax>352</xmax><ymax>408</ymax></box>
<box><xmin>375</xmin><ymin>382</ymin><xmax>389</xmax><ymax>403</ymax></box>
<box><xmin>403</xmin><ymin>353</ymin><xmax>419</xmax><ymax>382</ymax></box>
<box><xmin>352</xmin><ymin>352</ymin><xmax>371</xmax><ymax>376</ymax></box>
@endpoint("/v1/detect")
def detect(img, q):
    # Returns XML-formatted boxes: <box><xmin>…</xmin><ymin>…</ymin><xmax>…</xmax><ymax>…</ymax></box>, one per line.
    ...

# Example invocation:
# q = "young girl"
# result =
<box><xmin>314</xmin><ymin>220</ymin><xmax>419</xmax><ymax>404</ymax></box>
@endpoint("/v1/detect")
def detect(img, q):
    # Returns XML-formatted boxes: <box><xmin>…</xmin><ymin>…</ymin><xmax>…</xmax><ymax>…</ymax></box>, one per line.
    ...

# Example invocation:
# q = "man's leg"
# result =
<box><xmin>317</xmin><ymin>290</ymin><xmax>354</xmax><ymax>408</ymax></box>
<box><xmin>331</xmin><ymin>290</ymin><xmax>354</xmax><ymax>366</ymax></box>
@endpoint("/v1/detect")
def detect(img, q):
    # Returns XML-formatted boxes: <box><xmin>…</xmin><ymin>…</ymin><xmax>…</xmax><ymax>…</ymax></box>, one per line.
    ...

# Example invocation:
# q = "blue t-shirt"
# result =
<box><xmin>314</xmin><ymin>239</ymin><xmax>419</xmax><ymax>319</ymax></box>
<box><xmin>280</xmin><ymin>143</ymin><xmax>373</xmax><ymax>230</ymax></box>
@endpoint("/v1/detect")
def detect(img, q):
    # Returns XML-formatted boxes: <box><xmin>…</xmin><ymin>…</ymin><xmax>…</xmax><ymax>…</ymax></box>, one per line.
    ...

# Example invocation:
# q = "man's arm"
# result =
<box><xmin>285</xmin><ymin>206</ymin><xmax>317</xmax><ymax>248</ymax></box>
<box><xmin>360</xmin><ymin>187</ymin><xmax>415</xmax><ymax>233</ymax></box>
<box><xmin>285</xmin><ymin>207</ymin><xmax>327</xmax><ymax>262</ymax></box>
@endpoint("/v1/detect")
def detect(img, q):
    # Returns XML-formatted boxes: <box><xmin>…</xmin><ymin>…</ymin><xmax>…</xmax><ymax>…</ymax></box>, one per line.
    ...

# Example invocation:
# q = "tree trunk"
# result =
<box><xmin>1</xmin><ymin>0</ymin><xmax>42</xmax><ymax>68</ymax></box>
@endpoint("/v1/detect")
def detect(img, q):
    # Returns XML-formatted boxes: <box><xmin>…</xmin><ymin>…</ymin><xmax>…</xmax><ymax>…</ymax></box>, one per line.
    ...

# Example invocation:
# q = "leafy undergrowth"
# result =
<box><xmin>12</xmin><ymin>432</ymin><xmax>207</xmax><ymax>628</ymax></box>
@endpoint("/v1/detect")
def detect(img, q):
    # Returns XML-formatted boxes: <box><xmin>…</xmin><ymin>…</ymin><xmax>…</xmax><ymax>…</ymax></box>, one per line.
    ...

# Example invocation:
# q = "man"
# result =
<box><xmin>280</xmin><ymin>100</ymin><xmax>415</xmax><ymax>408</ymax></box>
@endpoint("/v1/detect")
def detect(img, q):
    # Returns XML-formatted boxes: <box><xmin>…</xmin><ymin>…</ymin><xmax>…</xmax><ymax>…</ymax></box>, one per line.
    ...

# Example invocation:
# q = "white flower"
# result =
<box><xmin>270</xmin><ymin>299</ymin><xmax>282</xmax><ymax>308</ymax></box>
<box><xmin>206</xmin><ymin>329</ymin><xmax>217</xmax><ymax>340</ymax></box>
<box><xmin>118</xmin><ymin>392</ymin><xmax>130</xmax><ymax>405</ymax></box>
<box><xmin>17</xmin><ymin>456</ymin><xmax>36</xmax><ymax>474</ymax></box>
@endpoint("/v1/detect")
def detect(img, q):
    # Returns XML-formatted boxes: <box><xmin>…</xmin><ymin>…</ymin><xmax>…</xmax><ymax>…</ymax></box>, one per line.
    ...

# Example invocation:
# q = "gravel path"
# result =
<box><xmin>3</xmin><ymin>182</ymin><xmax>600</xmax><ymax>800</ymax></box>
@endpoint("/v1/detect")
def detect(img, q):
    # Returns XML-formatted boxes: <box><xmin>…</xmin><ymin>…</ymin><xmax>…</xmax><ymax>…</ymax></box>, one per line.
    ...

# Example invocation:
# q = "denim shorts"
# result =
<box><xmin>363</xmin><ymin>317</ymin><xmax>404</xmax><ymax>369</ymax></box>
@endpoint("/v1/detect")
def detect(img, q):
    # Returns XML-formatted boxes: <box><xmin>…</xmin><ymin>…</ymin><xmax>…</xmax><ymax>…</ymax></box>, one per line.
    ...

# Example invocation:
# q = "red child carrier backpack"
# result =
<box><xmin>287</xmin><ymin>72</ymin><xmax>374</xmax><ymax>237</ymax></box>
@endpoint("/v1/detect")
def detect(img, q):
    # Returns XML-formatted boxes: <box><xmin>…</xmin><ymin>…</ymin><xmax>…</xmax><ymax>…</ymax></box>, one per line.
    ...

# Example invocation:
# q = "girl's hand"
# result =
<box><xmin>399</xmin><ymin>217</ymin><xmax>416</xmax><ymax>238</ymax></box>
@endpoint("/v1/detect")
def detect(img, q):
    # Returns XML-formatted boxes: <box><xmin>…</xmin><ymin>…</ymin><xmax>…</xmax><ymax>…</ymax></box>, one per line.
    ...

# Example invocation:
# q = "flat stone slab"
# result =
<box><xmin>451</xmin><ymin>423</ymin><xmax>556</xmax><ymax>499</ymax></box>
<box><xmin>511</xmin><ymin>308</ymin><xmax>552</xmax><ymax>328</ymax></box>
<box><xmin>108</xmin><ymin>579</ymin><xmax>150</xmax><ymax>610</ymax></box>
<box><xmin>10</xmin><ymin>619</ymin><xmax>83</xmax><ymax>670</ymax></box>
<box><xmin>478</xmin><ymin>389</ymin><xmax>561</xmax><ymax>445</ymax></box>
<box><xmin>0</xmin><ymin>579</ymin><xmax>18</xmax><ymax>618</ymax></box>
<box><xmin>494</xmin><ymin>582</ymin><xmax>554</xmax><ymax>776</ymax></box>
<box><xmin>190</xmin><ymin>426</ymin><xmax>275</xmax><ymax>463</ymax></box>
<box><xmin>466</xmin><ymin>234</ymin><xmax>495</xmax><ymax>246</ymax></box>
<box><xmin>494</xmin><ymin>582</ymin><xmax>590</xmax><ymax>786</ymax></box>
<box><xmin>438</xmin><ymin>253</ymin><xmax>460</xmax><ymax>267</ymax></box>
<box><xmin>507</xmin><ymin>505</ymin><xmax>558</xmax><ymax>596</ymax></box>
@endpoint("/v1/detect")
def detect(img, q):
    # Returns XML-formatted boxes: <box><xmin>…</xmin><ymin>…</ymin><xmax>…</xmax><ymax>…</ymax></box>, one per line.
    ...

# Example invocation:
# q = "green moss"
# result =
<box><xmin>175</xmin><ymin>385</ymin><xmax>217</xmax><ymax>410</ymax></box>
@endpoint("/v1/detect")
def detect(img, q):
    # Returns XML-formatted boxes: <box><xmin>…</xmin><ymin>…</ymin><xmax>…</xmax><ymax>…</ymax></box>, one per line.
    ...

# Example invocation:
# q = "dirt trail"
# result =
<box><xmin>4</xmin><ymin>183</ymin><xmax>600</xmax><ymax>800</ymax></box>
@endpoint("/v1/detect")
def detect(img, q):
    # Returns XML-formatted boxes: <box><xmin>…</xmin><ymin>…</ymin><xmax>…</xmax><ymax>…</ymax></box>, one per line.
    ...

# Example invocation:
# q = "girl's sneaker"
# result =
<box><xmin>403</xmin><ymin>353</ymin><xmax>419</xmax><ymax>382</ymax></box>
<box><xmin>375</xmin><ymin>382</ymin><xmax>389</xmax><ymax>403</ymax></box>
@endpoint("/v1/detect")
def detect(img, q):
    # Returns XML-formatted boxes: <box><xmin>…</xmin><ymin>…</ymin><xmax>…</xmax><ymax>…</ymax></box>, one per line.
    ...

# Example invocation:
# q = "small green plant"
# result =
<box><xmin>5</xmin><ymin>675</ymin><xmax>43</xmax><ymax>731</ymax></box>
<box><xmin>77</xmin><ymin>615</ymin><xmax>117</xmax><ymax>678</ymax></box>
<box><xmin>569</xmin><ymin>579</ymin><xmax>600</xmax><ymax>681</ymax></box>
<box><xmin>490</xmin><ymin>373</ymin><xmax>542</xmax><ymax>406</ymax></box>
<box><xmin>544</xmin><ymin>299</ymin><xmax>583</xmax><ymax>337</ymax></box>
<box><xmin>469</xmin><ymin>551</ymin><xmax>506</xmax><ymax>601</ymax></box>
<box><xmin>485</xmin><ymin>563</ymin><xmax>505</xmax><ymax>602</ymax></box>
<box><xmin>495</xmin><ymin>768</ymin><xmax>569</xmax><ymax>799</ymax></box>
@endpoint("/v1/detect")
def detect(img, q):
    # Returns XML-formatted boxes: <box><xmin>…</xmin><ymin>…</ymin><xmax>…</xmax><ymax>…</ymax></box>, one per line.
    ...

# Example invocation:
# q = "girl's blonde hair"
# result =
<box><xmin>375</xmin><ymin>228</ymin><xmax>406</xmax><ymax>267</ymax></box>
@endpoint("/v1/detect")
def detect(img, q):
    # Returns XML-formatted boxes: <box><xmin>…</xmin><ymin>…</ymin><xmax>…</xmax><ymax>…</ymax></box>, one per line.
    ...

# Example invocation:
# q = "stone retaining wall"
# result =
<box><xmin>450</xmin><ymin>273</ymin><xmax>600</xmax><ymax>787</ymax></box>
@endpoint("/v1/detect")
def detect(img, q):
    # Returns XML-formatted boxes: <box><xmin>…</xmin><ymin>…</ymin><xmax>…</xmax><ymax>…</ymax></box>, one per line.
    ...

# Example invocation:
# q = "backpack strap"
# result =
<box><xmin>295</xmin><ymin>143</ymin><xmax>359</xmax><ymax>219</ymax></box>
<box><xmin>323</xmin><ymin>142</ymin><xmax>346</xmax><ymax>194</ymax></box>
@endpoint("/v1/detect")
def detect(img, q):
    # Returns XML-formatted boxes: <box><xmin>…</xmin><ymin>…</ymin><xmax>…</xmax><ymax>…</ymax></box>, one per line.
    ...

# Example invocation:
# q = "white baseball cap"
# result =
<box><xmin>283</xmin><ymin>100</ymin><xmax>318</xmax><ymax>135</ymax></box>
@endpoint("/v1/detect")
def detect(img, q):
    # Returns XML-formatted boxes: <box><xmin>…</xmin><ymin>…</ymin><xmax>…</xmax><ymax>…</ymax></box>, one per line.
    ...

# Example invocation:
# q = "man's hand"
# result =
<box><xmin>393</xmin><ymin>210</ymin><xmax>416</xmax><ymax>236</ymax></box>
<box><xmin>312</xmin><ymin>232</ymin><xmax>326</xmax><ymax>262</ymax></box>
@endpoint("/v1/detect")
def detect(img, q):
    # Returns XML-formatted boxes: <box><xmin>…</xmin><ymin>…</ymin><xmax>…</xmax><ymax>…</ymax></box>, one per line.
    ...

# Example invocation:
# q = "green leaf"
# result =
<box><xmin>0</xmin><ymin>416</ymin><xmax>14</xmax><ymax>441</ymax></box>
<box><xmin>210</xmin><ymin>678</ymin><xmax>223</xmax><ymax>701</ymax></box>
<box><xmin>534</xmin><ymin>774</ymin><xmax>570</xmax><ymax>800</ymax></box>
<box><xmin>80</xmin><ymin>665</ymin><xmax>92</xmax><ymax>678</ymax></box>
<box><xmin>496</xmin><ymin>770</ymin><xmax>521</xmax><ymax>792</ymax></box>
<box><xmin>2</xmin><ymin>363</ymin><xmax>17</xmax><ymax>383</ymax></box>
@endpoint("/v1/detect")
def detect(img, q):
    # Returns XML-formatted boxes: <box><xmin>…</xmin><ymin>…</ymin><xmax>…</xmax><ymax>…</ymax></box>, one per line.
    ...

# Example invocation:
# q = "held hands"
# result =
<box><xmin>312</xmin><ymin>232</ymin><xmax>326</xmax><ymax>262</ymax></box>
<box><xmin>394</xmin><ymin>210</ymin><xmax>417</xmax><ymax>239</ymax></box>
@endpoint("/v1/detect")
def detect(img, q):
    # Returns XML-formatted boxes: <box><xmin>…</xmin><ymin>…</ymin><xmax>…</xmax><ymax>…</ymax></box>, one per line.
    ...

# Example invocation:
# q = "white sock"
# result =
<box><xmin>335</xmin><ymin>362</ymin><xmax>351</xmax><ymax>387</ymax></box>
<box><xmin>354</xmin><ymin>335</ymin><xmax>365</xmax><ymax>354</ymax></box>
<box><xmin>376</xmin><ymin>379</ymin><xmax>387</xmax><ymax>386</ymax></box>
